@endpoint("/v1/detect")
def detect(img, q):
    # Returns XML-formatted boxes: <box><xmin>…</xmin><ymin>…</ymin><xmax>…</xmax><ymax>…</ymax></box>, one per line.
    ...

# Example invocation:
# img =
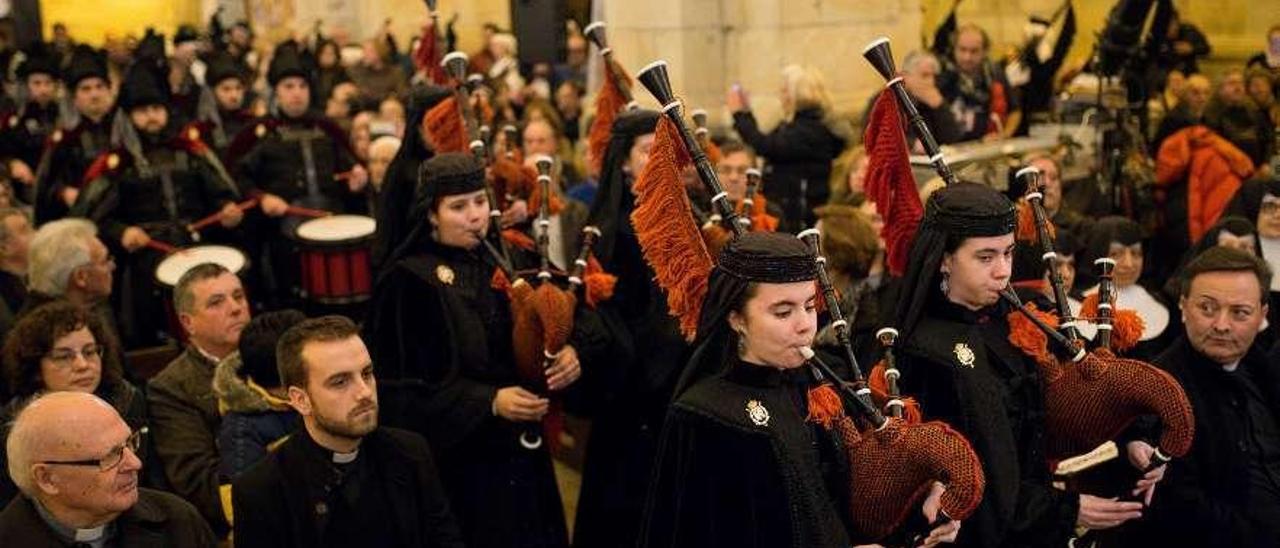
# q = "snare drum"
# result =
<box><xmin>154</xmin><ymin>245</ymin><xmax>249</xmax><ymax>340</ymax></box>
<box><xmin>293</xmin><ymin>215</ymin><xmax>377</xmax><ymax>304</ymax></box>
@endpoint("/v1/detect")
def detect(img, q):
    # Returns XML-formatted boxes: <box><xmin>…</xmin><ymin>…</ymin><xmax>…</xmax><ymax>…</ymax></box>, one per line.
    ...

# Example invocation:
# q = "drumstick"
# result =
<box><xmin>187</xmin><ymin>198</ymin><xmax>259</xmax><ymax>233</ymax></box>
<box><xmin>145</xmin><ymin>240</ymin><xmax>181</xmax><ymax>255</ymax></box>
<box><xmin>283</xmin><ymin>206</ymin><xmax>333</xmax><ymax>218</ymax></box>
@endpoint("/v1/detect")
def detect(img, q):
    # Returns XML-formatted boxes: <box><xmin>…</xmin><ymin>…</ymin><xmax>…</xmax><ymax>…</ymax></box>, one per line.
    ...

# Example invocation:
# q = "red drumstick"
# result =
<box><xmin>187</xmin><ymin>198</ymin><xmax>259</xmax><ymax>233</ymax></box>
<box><xmin>283</xmin><ymin>205</ymin><xmax>333</xmax><ymax>218</ymax></box>
<box><xmin>145</xmin><ymin>239</ymin><xmax>181</xmax><ymax>255</ymax></box>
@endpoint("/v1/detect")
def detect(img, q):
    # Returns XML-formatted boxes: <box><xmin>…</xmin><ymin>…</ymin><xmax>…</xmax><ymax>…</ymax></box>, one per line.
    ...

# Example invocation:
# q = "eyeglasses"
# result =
<box><xmin>45</xmin><ymin>344</ymin><xmax>104</xmax><ymax>369</ymax></box>
<box><xmin>41</xmin><ymin>427</ymin><xmax>147</xmax><ymax>472</ymax></box>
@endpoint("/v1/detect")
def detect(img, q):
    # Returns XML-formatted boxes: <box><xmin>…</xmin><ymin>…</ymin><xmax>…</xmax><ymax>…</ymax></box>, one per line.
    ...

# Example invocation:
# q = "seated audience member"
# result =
<box><xmin>1247</xmin><ymin>68</ymin><xmax>1280</xmax><ymax>132</ymax></box>
<box><xmin>147</xmin><ymin>263</ymin><xmax>250</xmax><ymax>537</ymax></box>
<box><xmin>812</xmin><ymin>201</ymin><xmax>887</xmax><ymax>364</ymax></box>
<box><xmin>1164</xmin><ymin>215</ymin><xmax>1260</xmax><ymax>294</ymax></box>
<box><xmin>22</xmin><ymin>218</ymin><xmax>117</xmax><ymax>333</ymax></box>
<box><xmin>1138</xmin><ymin>247</ymin><xmax>1280</xmax><ymax>547</ymax></box>
<box><xmin>554</xmin><ymin>80</ymin><xmax>585</xmax><ymax>144</ymax></box>
<box><xmin>366</xmin><ymin>135</ymin><xmax>401</xmax><ymax>216</ymax></box>
<box><xmin>1081</xmin><ymin>216</ymin><xmax>1179</xmax><ymax>360</ymax></box>
<box><xmin>1205</xmin><ymin>68</ymin><xmax>1275</xmax><ymax>167</ymax></box>
<box><xmin>0</xmin><ymin>392</ymin><xmax>215</xmax><ymax>546</ymax></box>
<box><xmin>0</xmin><ymin>208</ymin><xmax>32</xmax><ymax>336</ymax></box>
<box><xmin>232</xmin><ymin>316</ymin><xmax>463</xmax><ymax>547</ymax></box>
<box><xmin>1024</xmin><ymin>153</ymin><xmax>1088</xmax><ymax>236</ymax></box>
<box><xmin>213</xmin><ymin>309</ymin><xmax>306</xmax><ymax>479</ymax></box>
<box><xmin>715</xmin><ymin>140</ymin><xmax>783</xmax><ymax>227</ymax></box>
<box><xmin>0</xmin><ymin>301</ymin><xmax>154</xmax><ymax>507</ymax></box>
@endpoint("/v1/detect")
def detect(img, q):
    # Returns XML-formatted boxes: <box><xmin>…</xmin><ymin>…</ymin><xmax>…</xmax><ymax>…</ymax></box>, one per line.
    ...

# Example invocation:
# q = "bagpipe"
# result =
<box><xmin>480</xmin><ymin>159</ymin><xmax>617</xmax><ymax>451</ymax></box>
<box><xmin>1001</xmin><ymin>166</ymin><xmax>1194</xmax><ymax>468</ymax></box>
<box><xmin>866</xmin><ymin>35</ymin><xmax>1192</xmax><ymax>501</ymax></box>
<box><xmin>799</xmin><ymin>228</ymin><xmax>985</xmax><ymax>545</ymax></box>
<box><xmin>628</xmin><ymin>55</ymin><xmax>983</xmax><ymax>546</ymax></box>
<box><xmin>584</xmin><ymin>21</ymin><xmax>639</xmax><ymax>177</ymax></box>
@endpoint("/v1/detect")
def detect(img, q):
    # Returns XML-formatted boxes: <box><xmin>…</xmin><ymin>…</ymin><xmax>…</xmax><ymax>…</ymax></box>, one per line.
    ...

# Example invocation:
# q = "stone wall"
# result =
<box><xmin>603</xmin><ymin>0</ymin><xmax>924</xmax><ymax>131</ymax></box>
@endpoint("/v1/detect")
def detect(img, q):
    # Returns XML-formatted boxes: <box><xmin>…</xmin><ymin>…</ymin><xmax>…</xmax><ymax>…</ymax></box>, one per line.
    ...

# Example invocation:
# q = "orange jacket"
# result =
<box><xmin>1156</xmin><ymin>125</ymin><xmax>1255</xmax><ymax>243</ymax></box>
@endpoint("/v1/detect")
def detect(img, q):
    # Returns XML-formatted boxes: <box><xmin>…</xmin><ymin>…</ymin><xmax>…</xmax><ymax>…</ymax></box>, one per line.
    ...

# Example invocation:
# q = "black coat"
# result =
<box><xmin>232</xmin><ymin>426</ymin><xmax>464</xmax><ymax>548</ymax></box>
<box><xmin>0</xmin><ymin>488</ymin><xmax>215</xmax><ymax>547</ymax></box>
<box><xmin>0</xmin><ymin>100</ymin><xmax>58</xmax><ymax>169</ymax></box>
<box><xmin>1133</xmin><ymin>337</ymin><xmax>1280</xmax><ymax>547</ymax></box>
<box><xmin>33</xmin><ymin>112</ymin><xmax>114</xmax><ymax>224</ymax></box>
<box><xmin>73</xmin><ymin>137</ymin><xmax>240</xmax><ymax>346</ymax></box>
<box><xmin>897</xmin><ymin>298</ymin><xmax>1078</xmax><ymax>548</ymax></box>
<box><xmin>573</xmin><ymin>223</ymin><xmax>684</xmax><ymax>548</ymax></box>
<box><xmin>640</xmin><ymin>361</ymin><xmax>852</xmax><ymax>548</ymax></box>
<box><xmin>732</xmin><ymin>108</ymin><xmax>845</xmax><ymax>232</ymax></box>
<box><xmin>363</xmin><ymin>242</ymin><xmax>569</xmax><ymax>548</ymax></box>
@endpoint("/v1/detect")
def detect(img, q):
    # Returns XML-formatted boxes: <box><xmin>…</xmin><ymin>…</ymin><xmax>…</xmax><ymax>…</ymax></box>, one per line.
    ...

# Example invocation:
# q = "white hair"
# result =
<box><xmin>28</xmin><ymin>218</ymin><xmax>98</xmax><ymax>296</ymax></box>
<box><xmin>903</xmin><ymin>50</ymin><xmax>941</xmax><ymax>75</ymax></box>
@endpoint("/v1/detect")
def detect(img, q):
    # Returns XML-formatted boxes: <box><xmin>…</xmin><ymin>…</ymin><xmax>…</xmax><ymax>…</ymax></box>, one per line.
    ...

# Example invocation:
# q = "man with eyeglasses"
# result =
<box><xmin>0</xmin><ymin>391</ymin><xmax>215</xmax><ymax>546</ymax></box>
<box><xmin>1132</xmin><ymin>247</ymin><xmax>1280</xmax><ymax>546</ymax></box>
<box><xmin>232</xmin><ymin>315</ymin><xmax>462</xmax><ymax>547</ymax></box>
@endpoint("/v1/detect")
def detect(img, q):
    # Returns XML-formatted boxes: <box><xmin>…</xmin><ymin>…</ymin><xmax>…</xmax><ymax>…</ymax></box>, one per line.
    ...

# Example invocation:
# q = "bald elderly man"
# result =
<box><xmin>0</xmin><ymin>392</ymin><xmax>215</xmax><ymax>546</ymax></box>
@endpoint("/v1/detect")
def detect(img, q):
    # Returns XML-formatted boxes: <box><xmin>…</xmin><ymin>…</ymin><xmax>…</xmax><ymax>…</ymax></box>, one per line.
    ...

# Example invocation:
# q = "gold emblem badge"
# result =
<box><xmin>187</xmin><ymin>126</ymin><xmax>200</xmax><ymax>141</ymax></box>
<box><xmin>435</xmin><ymin>265</ymin><xmax>455</xmax><ymax>285</ymax></box>
<box><xmin>746</xmin><ymin>400</ymin><xmax>770</xmax><ymax>427</ymax></box>
<box><xmin>953</xmin><ymin>343</ymin><xmax>976</xmax><ymax>368</ymax></box>
<box><xmin>106</xmin><ymin>153</ymin><xmax>119</xmax><ymax>169</ymax></box>
<box><xmin>254</xmin><ymin>124</ymin><xmax>267</xmax><ymax>138</ymax></box>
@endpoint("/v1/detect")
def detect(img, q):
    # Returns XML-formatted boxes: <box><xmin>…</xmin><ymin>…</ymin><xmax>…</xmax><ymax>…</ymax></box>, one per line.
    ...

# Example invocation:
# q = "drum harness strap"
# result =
<box><xmin>277</xmin><ymin>125</ymin><xmax>325</xmax><ymax>200</ymax></box>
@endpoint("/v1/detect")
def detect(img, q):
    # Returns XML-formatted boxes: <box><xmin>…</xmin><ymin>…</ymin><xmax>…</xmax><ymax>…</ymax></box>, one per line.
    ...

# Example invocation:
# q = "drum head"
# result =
<box><xmin>295</xmin><ymin>215</ymin><xmax>377</xmax><ymax>242</ymax></box>
<box><xmin>155</xmin><ymin>245</ymin><xmax>248</xmax><ymax>287</ymax></box>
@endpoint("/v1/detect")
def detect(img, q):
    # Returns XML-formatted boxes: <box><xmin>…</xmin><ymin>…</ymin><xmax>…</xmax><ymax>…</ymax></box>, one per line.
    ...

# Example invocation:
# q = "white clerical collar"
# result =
<box><xmin>75</xmin><ymin>525</ymin><xmax>108</xmax><ymax>542</ymax></box>
<box><xmin>34</xmin><ymin>499</ymin><xmax>109</xmax><ymax>544</ymax></box>
<box><xmin>332</xmin><ymin>448</ymin><xmax>359</xmax><ymax>464</ymax></box>
<box><xmin>1221</xmin><ymin>360</ymin><xmax>1241</xmax><ymax>373</ymax></box>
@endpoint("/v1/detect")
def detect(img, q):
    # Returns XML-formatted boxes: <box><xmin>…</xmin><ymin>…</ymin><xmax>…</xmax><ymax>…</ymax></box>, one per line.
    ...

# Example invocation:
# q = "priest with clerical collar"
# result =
<box><xmin>231</xmin><ymin>315</ymin><xmax>463</xmax><ymax>547</ymax></box>
<box><xmin>0</xmin><ymin>392</ymin><xmax>216</xmax><ymax>547</ymax></box>
<box><xmin>1136</xmin><ymin>246</ymin><xmax>1280</xmax><ymax>547</ymax></box>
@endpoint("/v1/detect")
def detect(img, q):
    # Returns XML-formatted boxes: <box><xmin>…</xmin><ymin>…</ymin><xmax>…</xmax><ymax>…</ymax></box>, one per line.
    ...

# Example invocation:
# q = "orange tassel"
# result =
<box><xmin>1110</xmin><ymin>309</ymin><xmax>1145</xmax><ymax>352</ymax></box>
<box><xmin>583</xmin><ymin>256</ymin><xmax>617</xmax><ymax>307</ymax></box>
<box><xmin>490</xmin><ymin>268</ymin><xmax>513</xmax><ymax>294</ymax></box>
<box><xmin>587</xmin><ymin>62</ymin><xmax>632</xmax><ymax>177</ymax></box>
<box><xmin>501</xmin><ymin>229</ymin><xmax>537</xmax><ymax>251</ymax></box>
<box><xmin>1079</xmin><ymin>293</ymin><xmax>1145</xmax><ymax>352</ymax></box>
<box><xmin>1006</xmin><ymin>302</ymin><xmax>1060</xmax><ymax>371</ymax></box>
<box><xmin>703</xmin><ymin>139</ymin><xmax>722</xmax><ymax>165</ymax></box>
<box><xmin>869</xmin><ymin>361</ymin><xmax>889</xmax><ymax>394</ymax></box>
<box><xmin>424</xmin><ymin>96</ymin><xmax>466</xmax><ymax>154</ymax></box>
<box><xmin>700</xmin><ymin>224</ymin><xmax>733</xmax><ymax>258</ymax></box>
<box><xmin>806</xmin><ymin>383</ymin><xmax>846</xmax><ymax>429</ymax></box>
<box><xmin>1079</xmin><ymin>292</ymin><xmax>1100</xmax><ymax>317</ymax></box>
<box><xmin>868</xmin><ymin>362</ymin><xmax>924</xmax><ymax>425</ymax></box>
<box><xmin>630</xmin><ymin>117</ymin><xmax>714</xmax><ymax>340</ymax></box>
